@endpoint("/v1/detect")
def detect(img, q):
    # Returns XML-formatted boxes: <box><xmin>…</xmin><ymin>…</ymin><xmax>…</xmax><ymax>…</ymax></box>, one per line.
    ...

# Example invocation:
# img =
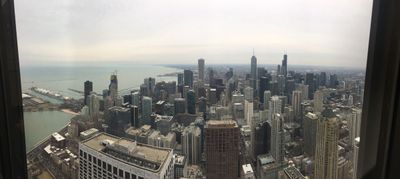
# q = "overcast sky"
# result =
<box><xmin>15</xmin><ymin>0</ymin><xmax>373</xmax><ymax>67</ymax></box>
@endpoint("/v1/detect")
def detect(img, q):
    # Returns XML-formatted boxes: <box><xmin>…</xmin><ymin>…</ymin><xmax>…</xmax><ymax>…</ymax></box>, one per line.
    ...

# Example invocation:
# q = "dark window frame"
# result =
<box><xmin>0</xmin><ymin>0</ymin><xmax>399</xmax><ymax>178</ymax></box>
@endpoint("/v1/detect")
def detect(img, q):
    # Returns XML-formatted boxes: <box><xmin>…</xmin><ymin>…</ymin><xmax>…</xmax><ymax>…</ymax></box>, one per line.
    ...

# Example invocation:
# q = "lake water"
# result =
<box><xmin>22</xmin><ymin>64</ymin><xmax>182</xmax><ymax>151</ymax></box>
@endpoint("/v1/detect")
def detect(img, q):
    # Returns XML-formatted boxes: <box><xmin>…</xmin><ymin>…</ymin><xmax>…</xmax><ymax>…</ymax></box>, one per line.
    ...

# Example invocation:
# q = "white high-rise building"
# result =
<box><xmin>296</xmin><ymin>84</ymin><xmax>309</xmax><ymax>101</ymax></box>
<box><xmin>245</xmin><ymin>100</ymin><xmax>254</xmax><ymax>126</ymax></box>
<box><xmin>349</xmin><ymin>108</ymin><xmax>362</xmax><ymax>147</ymax></box>
<box><xmin>268</xmin><ymin>96</ymin><xmax>282</xmax><ymax>121</ymax></box>
<box><xmin>263</xmin><ymin>90</ymin><xmax>271</xmax><ymax>110</ymax></box>
<box><xmin>79</xmin><ymin>133</ymin><xmax>174</xmax><ymax>179</ymax></box>
<box><xmin>244</xmin><ymin>87</ymin><xmax>254</xmax><ymax>102</ymax></box>
<box><xmin>314</xmin><ymin>109</ymin><xmax>339</xmax><ymax>179</ymax></box>
<box><xmin>292</xmin><ymin>90</ymin><xmax>302</xmax><ymax>119</ymax></box>
<box><xmin>182</xmin><ymin>124</ymin><xmax>201</xmax><ymax>165</ymax></box>
<box><xmin>271</xmin><ymin>113</ymin><xmax>284</xmax><ymax>163</ymax></box>
<box><xmin>88</xmin><ymin>93</ymin><xmax>100</xmax><ymax>118</ymax></box>
<box><xmin>313</xmin><ymin>90</ymin><xmax>324</xmax><ymax>113</ymax></box>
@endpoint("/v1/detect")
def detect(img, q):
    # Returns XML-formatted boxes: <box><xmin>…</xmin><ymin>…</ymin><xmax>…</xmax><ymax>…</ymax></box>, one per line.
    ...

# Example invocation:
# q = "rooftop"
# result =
<box><xmin>206</xmin><ymin>120</ymin><xmax>238</xmax><ymax>128</ymax></box>
<box><xmin>52</xmin><ymin>132</ymin><xmax>65</xmax><ymax>142</ymax></box>
<box><xmin>82</xmin><ymin>133</ymin><xmax>172</xmax><ymax>173</ymax></box>
<box><xmin>283</xmin><ymin>166</ymin><xmax>306</xmax><ymax>179</ymax></box>
<box><xmin>242</xmin><ymin>164</ymin><xmax>254</xmax><ymax>174</ymax></box>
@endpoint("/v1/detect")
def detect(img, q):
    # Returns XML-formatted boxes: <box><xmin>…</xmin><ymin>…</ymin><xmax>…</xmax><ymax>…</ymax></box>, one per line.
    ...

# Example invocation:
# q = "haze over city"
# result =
<box><xmin>15</xmin><ymin>0</ymin><xmax>372</xmax><ymax>67</ymax></box>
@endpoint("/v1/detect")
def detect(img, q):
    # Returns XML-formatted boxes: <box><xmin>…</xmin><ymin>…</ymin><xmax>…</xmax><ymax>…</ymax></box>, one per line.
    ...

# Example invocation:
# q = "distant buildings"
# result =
<box><xmin>184</xmin><ymin>70</ymin><xmax>193</xmax><ymax>88</ymax></box>
<box><xmin>79</xmin><ymin>133</ymin><xmax>174</xmax><ymax>179</ymax></box>
<box><xmin>205</xmin><ymin>120</ymin><xmax>239</xmax><ymax>179</ymax></box>
<box><xmin>142</xmin><ymin>96</ymin><xmax>153</xmax><ymax>126</ymax></box>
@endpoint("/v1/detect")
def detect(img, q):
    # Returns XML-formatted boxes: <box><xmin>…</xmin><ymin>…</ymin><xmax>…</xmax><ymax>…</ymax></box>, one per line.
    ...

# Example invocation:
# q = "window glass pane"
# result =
<box><xmin>16</xmin><ymin>1</ymin><xmax>373</xmax><ymax>179</ymax></box>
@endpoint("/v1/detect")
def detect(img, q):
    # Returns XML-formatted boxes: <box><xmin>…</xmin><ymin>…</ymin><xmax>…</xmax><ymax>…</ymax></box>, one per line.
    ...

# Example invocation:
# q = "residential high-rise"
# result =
<box><xmin>292</xmin><ymin>90</ymin><xmax>302</xmax><ymax>119</ymax></box>
<box><xmin>177</xmin><ymin>73</ymin><xmax>184</xmax><ymax>85</ymax></box>
<box><xmin>282</xmin><ymin>54</ymin><xmax>288</xmax><ymax>77</ymax></box>
<box><xmin>349</xmin><ymin>108</ymin><xmax>362</xmax><ymax>147</ymax></box>
<box><xmin>303</xmin><ymin>112</ymin><xmax>318</xmax><ymax>156</ymax></box>
<box><xmin>314</xmin><ymin>109</ymin><xmax>339</xmax><ymax>179</ymax></box>
<box><xmin>84</xmin><ymin>80</ymin><xmax>93</xmax><ymax>105</ymax></box>
<box><xmin>314</xmin><ymin>90</ymin><xmax>324</xmax><ymax>113</ymax></box>
<box><xmin>271</xmin><ymin>113</ymin><xmax>284</xmax><ymax>163</ymax></box>
<box><xmin>182</xmin><ymin>124</ymin><xmax>201</xmax><ymax>164</ymax></box>
<box><xmin>184</xmin><ymin>70</ymin><xmax>193</xmax><ymax>88</ymax></box>
<box><xmin>186</xmin><ymin>90</ymin><xmax>196</xmax><ymax>114</ymax></box>
<box><xmin>198</xmin><ymin>59</ymin><xmax>205</xmax><ymax>82</ymax></box>
<box><xmin>79</xmin><ymin>133</ymin><xmax>174</xmax><ymax>179</ymax></box>
<box><xmin>251</xmin><ymin>54</ymin><xmax>258</xmax><ymax>97</ymax></box>
<box><xmin>141</xmin><ymin>96</ymin><xmax>152</xmax><ymax>126</ymax></box>
<box><xmin>205</xmin><ymin>120</ymin><xmax>239</xmax><ymax>179</ymax></box>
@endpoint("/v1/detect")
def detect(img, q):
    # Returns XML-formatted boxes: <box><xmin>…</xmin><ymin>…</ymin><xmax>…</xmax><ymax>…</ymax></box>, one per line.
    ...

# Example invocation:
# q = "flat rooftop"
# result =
<box><xmin>284</xmin><ymin>166</ymin><xmax>305</xmax><ymax>179</ymax></box>
<box><xmin>206</xmin><ymin>120</ymin><xmax>237</xmax><ymax>128</ymax></box>
<box><xmin>82</xmin><ymin>133</ymin><xmax>172</xmax><ymax>172</ymax></box>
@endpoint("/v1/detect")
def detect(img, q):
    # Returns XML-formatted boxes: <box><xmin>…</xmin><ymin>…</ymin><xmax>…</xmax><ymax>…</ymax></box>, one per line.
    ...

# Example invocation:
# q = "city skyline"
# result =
<box><xmin>15</xmin><ymin>0</ymin><xmax>372</xmax><ymax>67</ymax></box>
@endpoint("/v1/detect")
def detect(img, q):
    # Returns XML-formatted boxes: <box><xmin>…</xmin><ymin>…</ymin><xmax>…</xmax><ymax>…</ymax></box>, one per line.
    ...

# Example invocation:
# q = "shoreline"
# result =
<box><xmin>61</xmin><ymin>109</ymin><xmax>79</xmax><ymax>116</ymax></box>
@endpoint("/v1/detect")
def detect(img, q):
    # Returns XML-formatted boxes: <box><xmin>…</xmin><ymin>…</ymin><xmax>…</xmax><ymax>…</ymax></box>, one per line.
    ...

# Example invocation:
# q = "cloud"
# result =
<box><xmin>15</xmin><ymin>0</ymin><xmax>373</xmax><ymax>67</ymax></box>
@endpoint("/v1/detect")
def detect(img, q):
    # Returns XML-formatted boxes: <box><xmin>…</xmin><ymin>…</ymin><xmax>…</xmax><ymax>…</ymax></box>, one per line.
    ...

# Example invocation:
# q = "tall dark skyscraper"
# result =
<box><xmin>184</xmin><ymin>70</ymin><xmax>193</xmax><ymax>88</ymax></box>
<box><xmin>251</xmin><ymin>53</ymin><xmax>258</xmax><ymax>97</ymax></box>
<box><xmin>305</xmin><ymin>73</ymin><xmax>315</xmax><ymax>99</ymax></box>
<box><xmin>205</xmin><ymin>120</ymin><xmax>239</xmax><ymax>179</ymax></box>
<box><xmin>282</xmin><ymin>54</ymin><xmax>288</xmax><ymax>77</ymax></box>
<box><xmin>187</xmin><ymin>90</ymin><xmax>196</xmax><ymax>114</ymax></box>
<box><xmin>84</xmin><ymin>80</ymin><xmax>93</xmax><ymax>105</ymax></box>
<box><xmin>208</xmin><ymin>68</ymin><xmax>215</xmax><ymax>87</ymax></box>
<box><xmin>131</xmin><ymin>105</ymin><xmax>139</xmax><ymax>128</ymax></box>
<box><xmin>198</xmin><ymin>59</ymin><xmax>205</xmax><ymax>82</ymax></box>
<box><xmin>109</xmin><ymin>74</ymin><xmax>118</xmax><ymax>106</ymax></box>
<box><xmin>320</xmin><ymin>72</ymin><xmax>327</xmax><ymax>87</ymax></box>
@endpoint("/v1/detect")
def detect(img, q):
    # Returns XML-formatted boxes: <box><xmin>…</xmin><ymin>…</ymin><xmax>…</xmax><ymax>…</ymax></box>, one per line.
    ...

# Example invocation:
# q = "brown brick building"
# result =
<box><xmin>205</xmin><ymin>120</ymin><xmax>240</xmax><ymax>179</ymax></box>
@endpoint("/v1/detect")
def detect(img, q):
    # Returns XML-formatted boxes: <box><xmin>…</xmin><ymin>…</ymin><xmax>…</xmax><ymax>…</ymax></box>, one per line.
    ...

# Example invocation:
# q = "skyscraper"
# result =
<box><xmin>292</xmin><ymin>90</ymin><xmax>302</xmax><ymax>119</ymax></box>
<box><xmin>205</xmin><ymin>120</ymin><xmax>239</xmax><ymax>179</ymax></box>
<box><xmin>186</xmin><ymin>90</ymin><xmax>196</xmax><ymax>114</ymax></box>
<box><xmin>141</xmin><ymin>96</ymin><xmax>152</xmax><ymax>126</ymax></box>
<box><xmin>305</xmin><ymin>73</ymin><xmax>314</xmax><ymax>99</ymax></box>
<box><xmin>131</xmin><ymin>106</ymin><xmax>139</xmax><ymax>128</ymax></box>
<box><xmin>303</xmin><ymin>112</ymin><xmax>318</xmax><ymax>156</ymax></box>
<box><xmin>314</xmin><ymin>109</ymin><xmax>339</xmax><ymax>179</ymax></box>
<box><xmin>313</xmin><ymin>90</ymin><xmax>324</xmax><ymax>113</ymax></box>
<box><xmin>263</xmin><ymin>90</ymin><xmax>272</xmax><ymax>110</ymax></box>
<box><xmin>182</xmin><ymin>124</ymin><xmax>201</xmax><ymax>164</ymax></box>
<box><xmin>244</xmin><ymin>86</ymin><xmax>254</xmax><ymax>102</ymax></box>
<box><xmin>269</xmin><ymin>96</ymin><xmax>282</xmax><ymax>121</ymax></box>
<box><xmin>109</xmin><ymin>74</ymin><xmax>118</xmax><ymax>106</ymax></box>
<box><xmin>282</xmin><ymin>54</ymin><xmax>288</xmax><ymax>77</ymax></box>
<box><xmin>251</xmin><ymin>53</ymin><xmax>258</xmax><ymax>97</ymax></box>
<box><xmin>198</xmin><ymin>58</ymin><xmax>205</xmax><ymax>82</ymax></box>
<box><xmin>88</xmin><ymin>93</ymin><xmax>100</xmax><ymax>118</ymax></box>
<box><xmin>84</xmin><ymin>80</ymin><xmax>93</xmax><ymax>105</ymax></box>
<box><xmin>259</xmin><ymin>76</ymin><xmax>270</xmax><ymax>103</ymax></box>
<box><xmin>184</xmin><ymin>70</ymin><xmax>193</xmax><ymax>88</ymax></box>
<box><xmin>174</xmin><ymin>98</ymin><xmax>186</xmax><ymax>114</ymax></box>
<box><xmin>245</xmin><ymin>100</ymin><xmax>254</xmax><ymax>126</ymax></box>
<box><xmin>271</xmin><ymin>113</ymin><xmax>284</xmax><ymax>163</ymax></box>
